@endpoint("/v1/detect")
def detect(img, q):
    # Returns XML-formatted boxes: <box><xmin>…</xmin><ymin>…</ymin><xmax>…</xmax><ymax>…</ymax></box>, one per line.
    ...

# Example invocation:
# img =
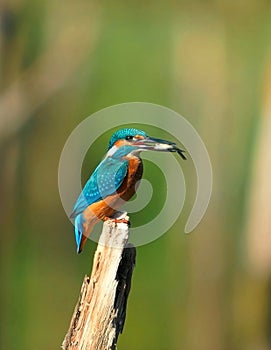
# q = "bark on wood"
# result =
<box><xmin>62</xmin><ymin>211</ymin><xmax>136</xmax><ymax>350</ymax></box>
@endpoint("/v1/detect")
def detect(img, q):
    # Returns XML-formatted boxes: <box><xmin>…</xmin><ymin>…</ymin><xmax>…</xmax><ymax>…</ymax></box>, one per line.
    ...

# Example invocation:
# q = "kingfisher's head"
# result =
<box><xmin>107</xmin><ymin>128</ymin><xmax>186</xmax><ymax>160</ymax></box>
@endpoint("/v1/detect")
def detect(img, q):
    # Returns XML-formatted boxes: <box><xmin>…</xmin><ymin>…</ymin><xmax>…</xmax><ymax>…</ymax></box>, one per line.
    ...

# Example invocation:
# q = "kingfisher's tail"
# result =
<box><xmin>77</xmin><ymin>235</ymin><xmax>88</xmax><ymax>254</ymax></box>
<box><xmin>74</xmin><ymin>214</ymin><xmax>94</xmax><ymax>253</ymax></box>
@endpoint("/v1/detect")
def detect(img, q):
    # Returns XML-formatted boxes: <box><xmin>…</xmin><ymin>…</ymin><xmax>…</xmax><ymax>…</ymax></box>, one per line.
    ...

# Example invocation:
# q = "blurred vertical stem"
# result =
<box><xmin>171</xmin><ymin>13</ymin><xmax>228</xmax><ymax>350</ymax></box>
<box><xmin>243</xmin><ymin>53</ymin><xmax>271</xmax><ymax>349</ymax></box>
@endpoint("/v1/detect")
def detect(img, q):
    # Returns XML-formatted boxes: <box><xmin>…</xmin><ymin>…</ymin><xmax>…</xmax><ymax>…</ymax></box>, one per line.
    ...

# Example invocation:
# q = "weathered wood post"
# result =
<box><xmin>62</xmin><ymin>211</ymin><xmax>136</xmax><ymax>350</ymax></box>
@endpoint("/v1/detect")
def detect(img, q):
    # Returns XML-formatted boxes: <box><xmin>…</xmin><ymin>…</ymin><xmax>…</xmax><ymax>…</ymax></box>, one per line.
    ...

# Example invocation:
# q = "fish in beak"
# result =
<box><xmin>134</xmin><ymin>136</ymin><xmax>187</xmax><ymax>160</ymax></box>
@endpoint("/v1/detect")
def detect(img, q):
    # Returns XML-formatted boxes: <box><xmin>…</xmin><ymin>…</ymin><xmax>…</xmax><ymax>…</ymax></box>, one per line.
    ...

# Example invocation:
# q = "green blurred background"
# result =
<box><xmin>1</xmin><ymin>1</ymin><xmax>271</xmax><ymax>349</ymax></box>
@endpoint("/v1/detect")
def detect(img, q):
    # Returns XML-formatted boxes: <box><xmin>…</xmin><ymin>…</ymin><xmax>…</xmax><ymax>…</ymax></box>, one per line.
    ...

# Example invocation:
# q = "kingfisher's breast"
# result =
<box><xmin>117</xmin><ymin>157</ymin><xmax>143</xmax><ymax>202</ymax></box>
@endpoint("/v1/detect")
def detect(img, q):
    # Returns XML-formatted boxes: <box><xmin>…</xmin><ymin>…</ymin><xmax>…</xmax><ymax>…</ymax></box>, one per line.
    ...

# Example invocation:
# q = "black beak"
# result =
<box><xmin>134</xmin><ymin>136</ymin><xmax>187</xmax><ymax>160</ymax></box>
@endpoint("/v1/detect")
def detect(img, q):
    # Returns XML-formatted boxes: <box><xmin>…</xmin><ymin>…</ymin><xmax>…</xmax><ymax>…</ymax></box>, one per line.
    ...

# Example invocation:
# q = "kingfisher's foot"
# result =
<box><xmin>104</xmin><ymin>216</ymin><xmax>131</xmax><ymax>227</ymax></box>
<box><xmin>113</xmin><ymin>218</ymin><xmax>131</xmax><ymax>227</ymax></box>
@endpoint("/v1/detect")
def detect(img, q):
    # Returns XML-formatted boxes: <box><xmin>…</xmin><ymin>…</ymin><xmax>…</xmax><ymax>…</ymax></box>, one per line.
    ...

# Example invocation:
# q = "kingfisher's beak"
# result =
<box><xmin>134</xmin><ymin>136</ymin><xmax>187</xmax><ymax>160</ymax></box>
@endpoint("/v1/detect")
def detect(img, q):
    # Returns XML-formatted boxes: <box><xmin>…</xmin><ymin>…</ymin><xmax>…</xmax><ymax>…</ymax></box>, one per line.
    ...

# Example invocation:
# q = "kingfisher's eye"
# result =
<box><xmin>125</xmin><ymin>136</ymin><xmax>133</xmax><ymax>140</ymax></box>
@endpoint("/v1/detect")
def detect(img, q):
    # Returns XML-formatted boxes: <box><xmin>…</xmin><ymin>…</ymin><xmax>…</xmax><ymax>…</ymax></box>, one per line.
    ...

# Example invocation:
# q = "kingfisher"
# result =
<box><xmin>71</xmin><ymin>128</ymin><xmax>186</xmax><ymax>253</ymax></box>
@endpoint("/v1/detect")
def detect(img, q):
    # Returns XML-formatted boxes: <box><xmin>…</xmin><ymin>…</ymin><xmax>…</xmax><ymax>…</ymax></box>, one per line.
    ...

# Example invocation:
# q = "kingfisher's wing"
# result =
<box><xmin>70</xmin><ymin>157</ymin><xmax>128</xmax><ymax>218</ymax></box>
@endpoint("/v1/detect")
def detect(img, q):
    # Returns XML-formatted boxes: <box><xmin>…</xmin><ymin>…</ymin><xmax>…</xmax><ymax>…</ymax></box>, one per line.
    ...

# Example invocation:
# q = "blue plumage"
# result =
<box><xmin>71</xmin><ymin>141</ymin><xmax>141</xmax><ymax>253</ymax></box>
<box><xmin>71</xmin><ymin>157</ymin><xmax>129</xmax><ymax>218</ymax></box>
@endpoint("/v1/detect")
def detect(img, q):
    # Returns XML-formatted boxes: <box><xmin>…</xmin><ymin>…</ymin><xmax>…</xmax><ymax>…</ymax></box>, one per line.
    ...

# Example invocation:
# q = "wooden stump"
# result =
<box><xmin>62</xmin><ymin>211</ymin><xmax>136</xmax><ymax>350</ymax></box>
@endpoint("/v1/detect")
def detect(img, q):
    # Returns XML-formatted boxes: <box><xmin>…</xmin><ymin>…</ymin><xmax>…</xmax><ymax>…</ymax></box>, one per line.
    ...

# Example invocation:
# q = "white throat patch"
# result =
<box><xmin>106</xmin><ymin>145</ymin><xmax>118</xmax><ymax>157</ymax></box>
